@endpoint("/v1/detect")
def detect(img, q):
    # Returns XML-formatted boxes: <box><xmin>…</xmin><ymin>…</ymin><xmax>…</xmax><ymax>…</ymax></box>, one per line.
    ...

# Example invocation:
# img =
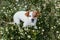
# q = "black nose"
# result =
<box><xmin>31</xmin><ymin>19</ymin><xmax>34</xmax><ymax>23</ymax></box>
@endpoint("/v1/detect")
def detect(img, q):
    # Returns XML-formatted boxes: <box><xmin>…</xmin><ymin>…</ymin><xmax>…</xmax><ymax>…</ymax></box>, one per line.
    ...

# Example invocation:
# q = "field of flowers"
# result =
<box><xmin>0</xmin><ymin>0</ymin><xmax>60</xmax><ymax>40</ymax></box>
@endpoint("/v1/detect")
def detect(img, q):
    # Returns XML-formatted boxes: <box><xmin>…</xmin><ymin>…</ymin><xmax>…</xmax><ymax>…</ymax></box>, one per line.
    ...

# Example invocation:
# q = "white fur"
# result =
<box><xmin>13</xmin><ymin>11</ymin><xmax>37</xmax><ymax>28</ymax></box>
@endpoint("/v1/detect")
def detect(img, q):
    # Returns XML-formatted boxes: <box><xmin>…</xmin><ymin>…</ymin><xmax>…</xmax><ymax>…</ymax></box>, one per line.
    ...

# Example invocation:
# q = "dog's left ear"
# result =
<box><xmin>25</xmin><ymin>11</ymin><xmax>29</xmax><ymax>17</ymax></box>
<box><xmin>36</xmin><ymin>11</ymin><xmax>40</xmax><ymax>17</ymax></box>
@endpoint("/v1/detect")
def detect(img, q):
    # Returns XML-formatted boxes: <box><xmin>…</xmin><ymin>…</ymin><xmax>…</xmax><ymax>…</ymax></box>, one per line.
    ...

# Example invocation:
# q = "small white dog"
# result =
<box><xmin>13</xmin><ymin>10</ymin><xmax>40</xmax><ymax>28</ymax></box>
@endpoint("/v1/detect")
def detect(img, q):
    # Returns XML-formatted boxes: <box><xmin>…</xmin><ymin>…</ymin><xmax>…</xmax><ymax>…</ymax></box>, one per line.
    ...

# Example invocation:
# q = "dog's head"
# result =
<box><xmin>25</xmin><ymin>10</ymin><xmax>40</xmax><ymax>17</ymax></box>
<box><xmin>25</xmin><ymin>10</ymin><xmax>40</xmax><ymax>22</ymax></box>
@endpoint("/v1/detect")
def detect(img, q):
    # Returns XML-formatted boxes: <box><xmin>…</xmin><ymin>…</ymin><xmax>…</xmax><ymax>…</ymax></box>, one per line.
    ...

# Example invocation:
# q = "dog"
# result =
<box><xmin>13</xmin><ymin>10</ymin><xmax>40</xmax><ymax>28</ymax></box>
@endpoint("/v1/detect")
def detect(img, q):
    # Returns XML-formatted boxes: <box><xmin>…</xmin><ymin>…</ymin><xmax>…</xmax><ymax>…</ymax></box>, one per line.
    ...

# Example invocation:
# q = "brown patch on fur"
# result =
<box><xmin>25</xmin><ymin>11</ymin><xmax>29</xmax><ymax>17</ymax></box>
<box><xmin>33</xmin><ymin>10</ymin><xmax>40</xmax><ymax>18</ymax></box>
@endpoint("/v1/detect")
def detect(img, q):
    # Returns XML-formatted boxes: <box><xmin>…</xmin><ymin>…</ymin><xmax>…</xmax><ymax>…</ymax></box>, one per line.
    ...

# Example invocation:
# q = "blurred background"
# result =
<box><xmin>0</xmin><ymin>0</ymin><xmax>60</xmax><ymax>40</ymax></box>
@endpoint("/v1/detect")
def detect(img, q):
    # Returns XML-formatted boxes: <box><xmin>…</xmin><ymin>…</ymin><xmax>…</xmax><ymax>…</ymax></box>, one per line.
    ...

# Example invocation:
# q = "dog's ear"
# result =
<box><xmin>33</xmin><ymin>10</ymin><xmax>40</xmax><ymax>17</ymax></box>
<box><xmin>36</xmin><ymin>11</ymin><xmax>40</xmax><ymax>17</ymax></box>
<box><xmin>25</xmin><ymin>11</ymin><xmax>29</xmax><ymax>17</ymax></box>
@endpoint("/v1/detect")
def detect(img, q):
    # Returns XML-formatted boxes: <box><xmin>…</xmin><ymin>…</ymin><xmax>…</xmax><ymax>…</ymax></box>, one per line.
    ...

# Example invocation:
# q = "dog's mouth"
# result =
<box><xmin>31</xmin><ymin>19</ymin><xmax>34</xmax><ymax>23</ymax></box>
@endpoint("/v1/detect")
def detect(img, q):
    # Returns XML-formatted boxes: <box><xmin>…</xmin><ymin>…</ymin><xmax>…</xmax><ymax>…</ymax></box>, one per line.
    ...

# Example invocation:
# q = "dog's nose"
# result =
<box><xmin>31</xmin><ymin>19</ymin><xmax>34</xmax><ymax>23</ymax></box>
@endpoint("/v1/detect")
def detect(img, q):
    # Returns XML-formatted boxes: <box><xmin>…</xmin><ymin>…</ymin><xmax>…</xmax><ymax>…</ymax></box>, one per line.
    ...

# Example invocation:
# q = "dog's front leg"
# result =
<box><xmin>33</xmin><ymin>19</ymin><xmax>38</xmax><ymax>29</ymax></box>
<box><xmin>23</xmin><ymin>22</ymin><xmax>29</xmax><ymax>28</ymax></box>
<box><xmin>31</xmin><ymin>23</ymin><xmax>37</xmax><ymax>29</ymax></box>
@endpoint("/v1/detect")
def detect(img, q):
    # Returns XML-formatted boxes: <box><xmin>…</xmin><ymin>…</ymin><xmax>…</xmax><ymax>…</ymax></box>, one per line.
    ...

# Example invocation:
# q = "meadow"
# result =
<box><xmin>0</xmin><ymin>0</ymin><xmax>60</xmax><ymax>40</ymax></box>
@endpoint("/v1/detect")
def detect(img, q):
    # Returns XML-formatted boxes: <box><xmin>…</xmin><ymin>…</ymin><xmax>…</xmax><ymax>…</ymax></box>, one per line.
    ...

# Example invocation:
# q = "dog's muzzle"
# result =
<box><xmin>31</xmin><ymin>19</ymin><xmax>34</xmax><ymax>23</ymax></box>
